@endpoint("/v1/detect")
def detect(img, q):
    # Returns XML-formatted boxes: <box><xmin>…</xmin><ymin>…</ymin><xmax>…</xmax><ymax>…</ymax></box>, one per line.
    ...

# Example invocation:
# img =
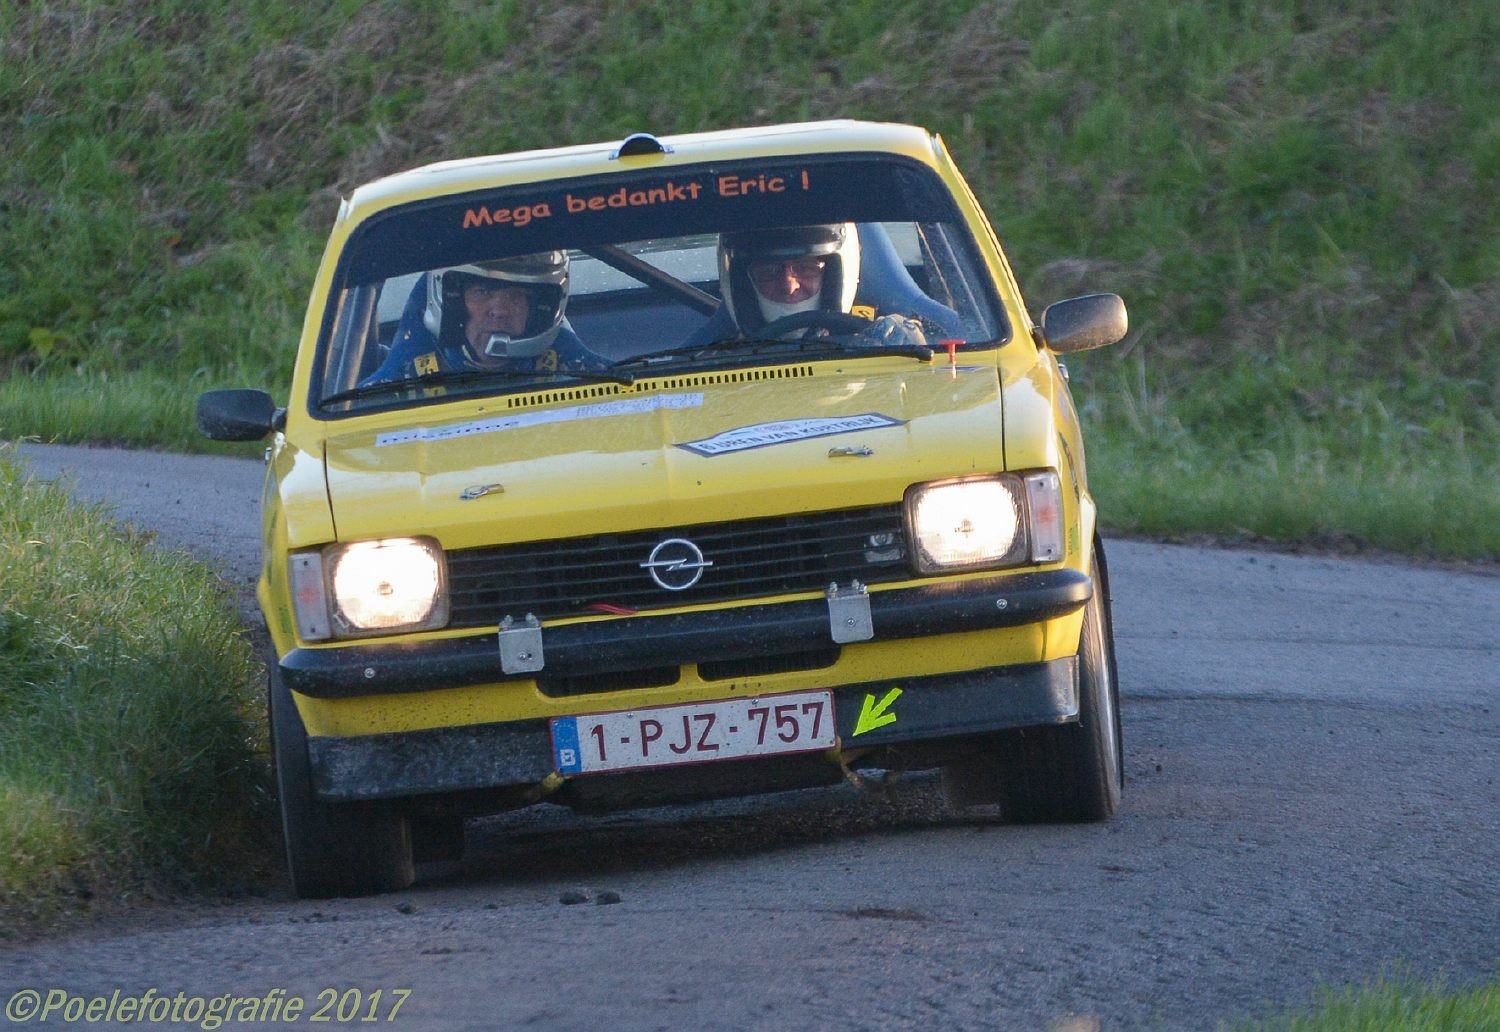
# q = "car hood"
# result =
<box><xmin>323</xmin><ymin>363</ymin><xmax>1008</xmax><ymax>549</ymax></box>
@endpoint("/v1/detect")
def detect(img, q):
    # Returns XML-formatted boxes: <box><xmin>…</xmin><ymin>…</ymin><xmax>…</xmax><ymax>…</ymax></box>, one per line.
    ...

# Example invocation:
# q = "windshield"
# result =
<box><xmin>313</xmin><ymin>155</ymin><xmax>1007</xmax><ymax>414</ymax></box>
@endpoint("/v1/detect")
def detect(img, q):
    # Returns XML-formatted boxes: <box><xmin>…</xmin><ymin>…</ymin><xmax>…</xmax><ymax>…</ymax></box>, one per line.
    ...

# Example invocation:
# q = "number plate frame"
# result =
<box><xmin>551</xmin><ymin>690</ymin><xmax>837</xmax><ymax>776</ymax></box>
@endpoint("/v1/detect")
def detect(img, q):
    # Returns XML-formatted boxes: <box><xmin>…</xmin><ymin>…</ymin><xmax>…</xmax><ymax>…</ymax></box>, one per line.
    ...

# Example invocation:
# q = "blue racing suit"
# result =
<box><xmin>361</xmin><ymin>279</ymin><xmax>608</xmax><ymax>386</ymax></box>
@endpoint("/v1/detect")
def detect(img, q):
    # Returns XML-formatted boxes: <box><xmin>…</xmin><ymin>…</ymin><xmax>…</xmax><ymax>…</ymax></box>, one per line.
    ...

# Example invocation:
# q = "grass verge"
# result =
<box><xmin>1087</xmin><ymin>427</ymin><xmax>1500</xmax><ymax>561</ymax></box>
<box><xmin>0</xmin><ymin>444</ymin><xmax>268</xmax><ymax>928</ymax></box>
<box><xmin>1069</xmin><ymin>342</ymin><xmax>1500</xmax><ymax>560</ymax></box>
<box><xmin>1226</xmin><ymin>976</ymin><xmax>1500</xmax><ymax>1031</ymax></box>
<box><xmin>0</xmin><ymin>371</ymin><xmax>271</xmax><ymax>455</ymax></box>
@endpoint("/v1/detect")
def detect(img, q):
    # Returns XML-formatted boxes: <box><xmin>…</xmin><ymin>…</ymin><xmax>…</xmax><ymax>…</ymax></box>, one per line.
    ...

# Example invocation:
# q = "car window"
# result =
<box><xmin>313</xmin><ymin>155</ymin><xmax>1008</xmax><ymax>415</ymax></box>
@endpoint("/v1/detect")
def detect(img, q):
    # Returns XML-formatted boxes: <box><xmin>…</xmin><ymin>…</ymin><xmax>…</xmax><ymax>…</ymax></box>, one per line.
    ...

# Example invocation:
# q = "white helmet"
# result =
<box><xmin>423</xmin><ymin>251</ymin><xmax>569</xmax><ymax>359</ymax></box>
<box><xmin>718</xmin><ymin>223</ymin><xmax>861</xmax><ymax>333</ymax></box>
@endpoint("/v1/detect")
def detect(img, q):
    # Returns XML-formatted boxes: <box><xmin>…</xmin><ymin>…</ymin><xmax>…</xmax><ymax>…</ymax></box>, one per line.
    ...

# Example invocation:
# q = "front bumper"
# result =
<box><xmin>282</xmin><ymin>567</ymin><xmax>1090</xmax><ymax>699</ymax></box>
<box><xmin>310</xmin><ymin>656</ymin><xmax>1079</xmax><ymax>802</ymax></box>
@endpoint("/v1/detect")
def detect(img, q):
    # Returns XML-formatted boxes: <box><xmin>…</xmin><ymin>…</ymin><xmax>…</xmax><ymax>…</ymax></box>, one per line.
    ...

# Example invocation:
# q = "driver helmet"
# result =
<box><xmin>423</xmin><ymin>250</ymin><xmax>570</xmax><ymax>359</ymax></box>
<box><xmin>718</xmin><ymin>223</ymin><xmax>860</xmax><ymax>333</ymax></box>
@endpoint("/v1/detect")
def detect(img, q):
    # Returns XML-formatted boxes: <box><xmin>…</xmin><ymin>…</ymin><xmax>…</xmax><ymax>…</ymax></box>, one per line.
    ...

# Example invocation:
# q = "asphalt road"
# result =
<box><xmin>6</xmin><ymin>442</ymin><xmax>1498</xmax><ymax>1031</ymax></box>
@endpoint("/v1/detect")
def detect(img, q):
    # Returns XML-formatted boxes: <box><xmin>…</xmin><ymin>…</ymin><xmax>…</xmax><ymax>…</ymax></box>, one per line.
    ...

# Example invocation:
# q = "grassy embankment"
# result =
<box><xmin>0</xmin><ymin>447</ymin><xmax>267</xmax><ymax>927</ymax></box>
<box><xmin>3</xmin><ymin>0</ymin><xmax>1496</xmax><ymax>557</ymax></box>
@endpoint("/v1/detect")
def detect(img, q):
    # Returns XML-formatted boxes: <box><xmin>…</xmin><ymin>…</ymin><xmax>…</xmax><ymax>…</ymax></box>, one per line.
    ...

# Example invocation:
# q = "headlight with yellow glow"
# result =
<box><xmin>290</xmin><ymin>537</ymin><xmax>449</xmax><ymax>641</ymax></box>
<box><xmin>904</xmin><ymin>472</ymin><xmax>1065</xmax><ymax>574</ymax></box>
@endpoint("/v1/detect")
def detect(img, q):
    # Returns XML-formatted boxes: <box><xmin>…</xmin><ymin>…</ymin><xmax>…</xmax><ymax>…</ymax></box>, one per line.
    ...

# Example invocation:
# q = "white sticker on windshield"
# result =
<box><xmin>375</xmin><ymin>393</ymin><xmax>704</xmax><ymax>447</ymax></box>
<box><xmin>677</xmin><ymin>413</ymin><xmax>904</xmax><ymax>457</ymax></box>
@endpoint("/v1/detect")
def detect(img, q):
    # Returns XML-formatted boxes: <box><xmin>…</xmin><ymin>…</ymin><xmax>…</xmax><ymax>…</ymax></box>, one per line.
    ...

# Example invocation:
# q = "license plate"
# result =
<box><xmin>551</xmin><ymin>690</ymin><xmax>836</xmax><ymax>775</ymax></box>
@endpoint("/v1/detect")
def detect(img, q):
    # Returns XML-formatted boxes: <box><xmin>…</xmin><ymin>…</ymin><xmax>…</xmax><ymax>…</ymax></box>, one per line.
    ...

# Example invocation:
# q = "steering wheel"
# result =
<box><xmin>756</xmin><ymin>309</ymin><xmax>875</xmax><ymax>340</ymax></box>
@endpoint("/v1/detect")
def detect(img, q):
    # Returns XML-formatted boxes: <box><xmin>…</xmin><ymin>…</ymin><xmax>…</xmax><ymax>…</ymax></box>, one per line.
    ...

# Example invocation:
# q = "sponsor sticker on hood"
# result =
<box><xmin>677</xmin><ymin>413</ymin><xmax>904</xmax><ymax>457</ymax></box>
<box><xmin>375</xmin><ymin>393</ymin><xmax>704</xmax><ymax>447</ymax></box>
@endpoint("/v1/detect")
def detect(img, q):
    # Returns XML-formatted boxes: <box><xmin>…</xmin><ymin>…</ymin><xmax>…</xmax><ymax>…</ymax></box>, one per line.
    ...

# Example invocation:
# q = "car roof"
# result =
<box><xmin>340</xmin><ymin>120</ymin><xmax>940</xmax><ymax>224</ymax></box>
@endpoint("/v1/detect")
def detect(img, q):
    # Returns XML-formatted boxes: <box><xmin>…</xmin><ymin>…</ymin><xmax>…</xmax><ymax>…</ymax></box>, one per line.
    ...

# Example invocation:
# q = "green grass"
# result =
<box><xmin>1073</xmin><ymin>344</ymin><xmax>1500</xmax><ymax>558</ymax></box>
<box><xmin>0</xmin><ymin>370</ymin><xmax>270</xmax><ymax>454</ymax></box>
<box><xmin>1</xmin><ymin>0</ymin><xmax>1496</xmax><ymax>556</ymax></box>
<box><xmin>1226</xmin><ymin>976</ymin><xmax>1500</xmax><ymax>1031</ymax></box>
<box><xmin>0</xmin><ymin>445</ymin><xmax>268</xmax><ymax>925</ymax></box>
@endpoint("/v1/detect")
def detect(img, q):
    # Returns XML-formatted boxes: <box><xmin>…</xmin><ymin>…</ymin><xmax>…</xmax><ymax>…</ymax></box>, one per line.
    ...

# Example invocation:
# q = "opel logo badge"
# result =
<box><xmin>640</xmin><ymin>537</ymin><xmax>713</xmax><ymax>591</ymax></box>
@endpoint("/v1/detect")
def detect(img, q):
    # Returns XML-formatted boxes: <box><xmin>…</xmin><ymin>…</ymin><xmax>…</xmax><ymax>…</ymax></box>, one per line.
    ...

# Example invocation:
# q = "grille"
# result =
<box><xmin>537</xmin><ymin>665</ymin><xmax>681</xmax><ymax>698</ymax></box>
<box><xmin>697</xmin><ymin>646</ymin><xmax>842</xmax><ymax>682</ymax></box>
<box><xmin>446</xmin><ymin>504</ymin><xmax>907</xmax><ymax>626</ymax></box>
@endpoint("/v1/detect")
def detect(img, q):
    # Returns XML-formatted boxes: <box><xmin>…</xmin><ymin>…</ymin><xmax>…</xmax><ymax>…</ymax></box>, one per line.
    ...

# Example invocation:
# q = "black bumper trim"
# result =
<box><xmin>282</xmin><ymin>568</ymin><xmax>1090</xmax><ymax>700</ymax></box>
<box><xmin>309</xmin><ymin>657</ymin><xmax>1078</xmax><ymax>802</ymax></box>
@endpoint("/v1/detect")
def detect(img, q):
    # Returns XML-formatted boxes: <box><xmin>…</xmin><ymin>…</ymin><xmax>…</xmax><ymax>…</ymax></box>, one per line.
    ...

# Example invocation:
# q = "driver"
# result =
<box><xmin>363</xmin><ymin>251</ymin><xmax>607</xmax><ymax>384</ymax></box>
<box><xmin>719</xmin><ymin>224</ymin><xmax>858</xmax><ymax>333</ymax></box>
<box><xmin>717</xmin><ymin>224</ymin><xmax>928</xmax><ymax>346</ymax></box>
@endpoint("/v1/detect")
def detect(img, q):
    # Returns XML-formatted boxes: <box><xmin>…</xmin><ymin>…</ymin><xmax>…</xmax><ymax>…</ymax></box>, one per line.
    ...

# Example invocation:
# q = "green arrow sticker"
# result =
<box><xmin>852</xmin><ymin>687</ymin><xmax>903</xmax><ymax>737</ymax></box>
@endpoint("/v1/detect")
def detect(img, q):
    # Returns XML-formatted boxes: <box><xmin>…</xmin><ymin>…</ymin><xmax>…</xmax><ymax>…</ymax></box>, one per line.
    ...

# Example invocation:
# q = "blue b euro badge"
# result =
<box><xmin>551</xmin><ymin>717</ymin><xmax>583</xmax><ymax>773</ymax></box>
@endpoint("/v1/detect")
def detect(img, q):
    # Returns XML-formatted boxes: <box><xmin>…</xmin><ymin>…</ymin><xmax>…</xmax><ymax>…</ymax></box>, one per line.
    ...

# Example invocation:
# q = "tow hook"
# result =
<box><xmin>523</xmin><ymin>771</ymin><xmax>566</xmax><ymax>804</ymax></box>
<box><xmin>832</xmin><ymin>745</ymin><xmax>906</xmax><ymax>802</ymax></box>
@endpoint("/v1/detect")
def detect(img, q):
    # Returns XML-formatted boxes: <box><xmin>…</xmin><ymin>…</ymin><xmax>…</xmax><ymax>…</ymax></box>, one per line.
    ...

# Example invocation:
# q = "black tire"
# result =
<box><xmin>269</xmin><ymin>665</ymin><xmax>415</xmax><ymax>898</ymax></box>
<box><xmin>944</xmin><ymin>539</ymin><xmax>1123</xmax><ymax>821</ymax></box>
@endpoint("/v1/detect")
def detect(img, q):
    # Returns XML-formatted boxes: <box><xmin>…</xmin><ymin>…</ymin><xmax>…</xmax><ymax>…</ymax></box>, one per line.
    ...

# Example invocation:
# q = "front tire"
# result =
<box><xmin>944</xmin><ymin>539</ymin><xmax>1123</xmax><ymax>821</ymax></box>
<box><xmin>269</xmin><ymin>665</ymin><xmax>414</xmax><ymax>898</ymax></box>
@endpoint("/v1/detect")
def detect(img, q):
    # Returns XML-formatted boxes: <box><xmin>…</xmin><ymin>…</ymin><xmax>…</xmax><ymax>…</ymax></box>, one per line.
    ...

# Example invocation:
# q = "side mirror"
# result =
<box><xmin>196</xmin><ymin>389</ymin><xmax>281</xmax><ymax>441</ymax></box>
<box><xmin>1037</xmin><ymin>293</ymin><xmax>1128</xmax><ymax>354</ymax></box>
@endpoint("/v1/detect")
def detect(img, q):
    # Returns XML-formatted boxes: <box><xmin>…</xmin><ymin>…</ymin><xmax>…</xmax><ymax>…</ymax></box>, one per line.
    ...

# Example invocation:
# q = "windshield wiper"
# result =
<box><xmin>611</xmin><ymin>337</ymin><xmax>759</xmax><ymax>367</ymax></box>
<box><xmin>613</xmin><ymin>335</ymin><xmax>932</xmax><ymax>370</ymax></box>
<box><xmin>321</xmin><ymin>365</ymin><xmax>634</xmax><ymax>406</ymax></box>
<box><xmin>788</xmin><ymin>338</ymin><xmax>935</xmax><ymax>362</ymax></box>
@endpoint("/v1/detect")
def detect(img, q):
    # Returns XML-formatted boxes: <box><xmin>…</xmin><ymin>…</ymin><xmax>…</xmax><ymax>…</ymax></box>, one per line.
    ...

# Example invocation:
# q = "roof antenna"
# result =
<box><xmin>611</xmin><ymin>133</ymin><xmax>673</xmax><ymax>159</ymax></box>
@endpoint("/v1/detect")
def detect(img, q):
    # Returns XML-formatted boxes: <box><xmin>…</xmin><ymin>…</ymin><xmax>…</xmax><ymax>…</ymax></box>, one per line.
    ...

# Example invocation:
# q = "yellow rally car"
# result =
<box><xmin>198</xmin><ymin>120</ymin><xmax>1128</xmax><ymax>898</ymax></box>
